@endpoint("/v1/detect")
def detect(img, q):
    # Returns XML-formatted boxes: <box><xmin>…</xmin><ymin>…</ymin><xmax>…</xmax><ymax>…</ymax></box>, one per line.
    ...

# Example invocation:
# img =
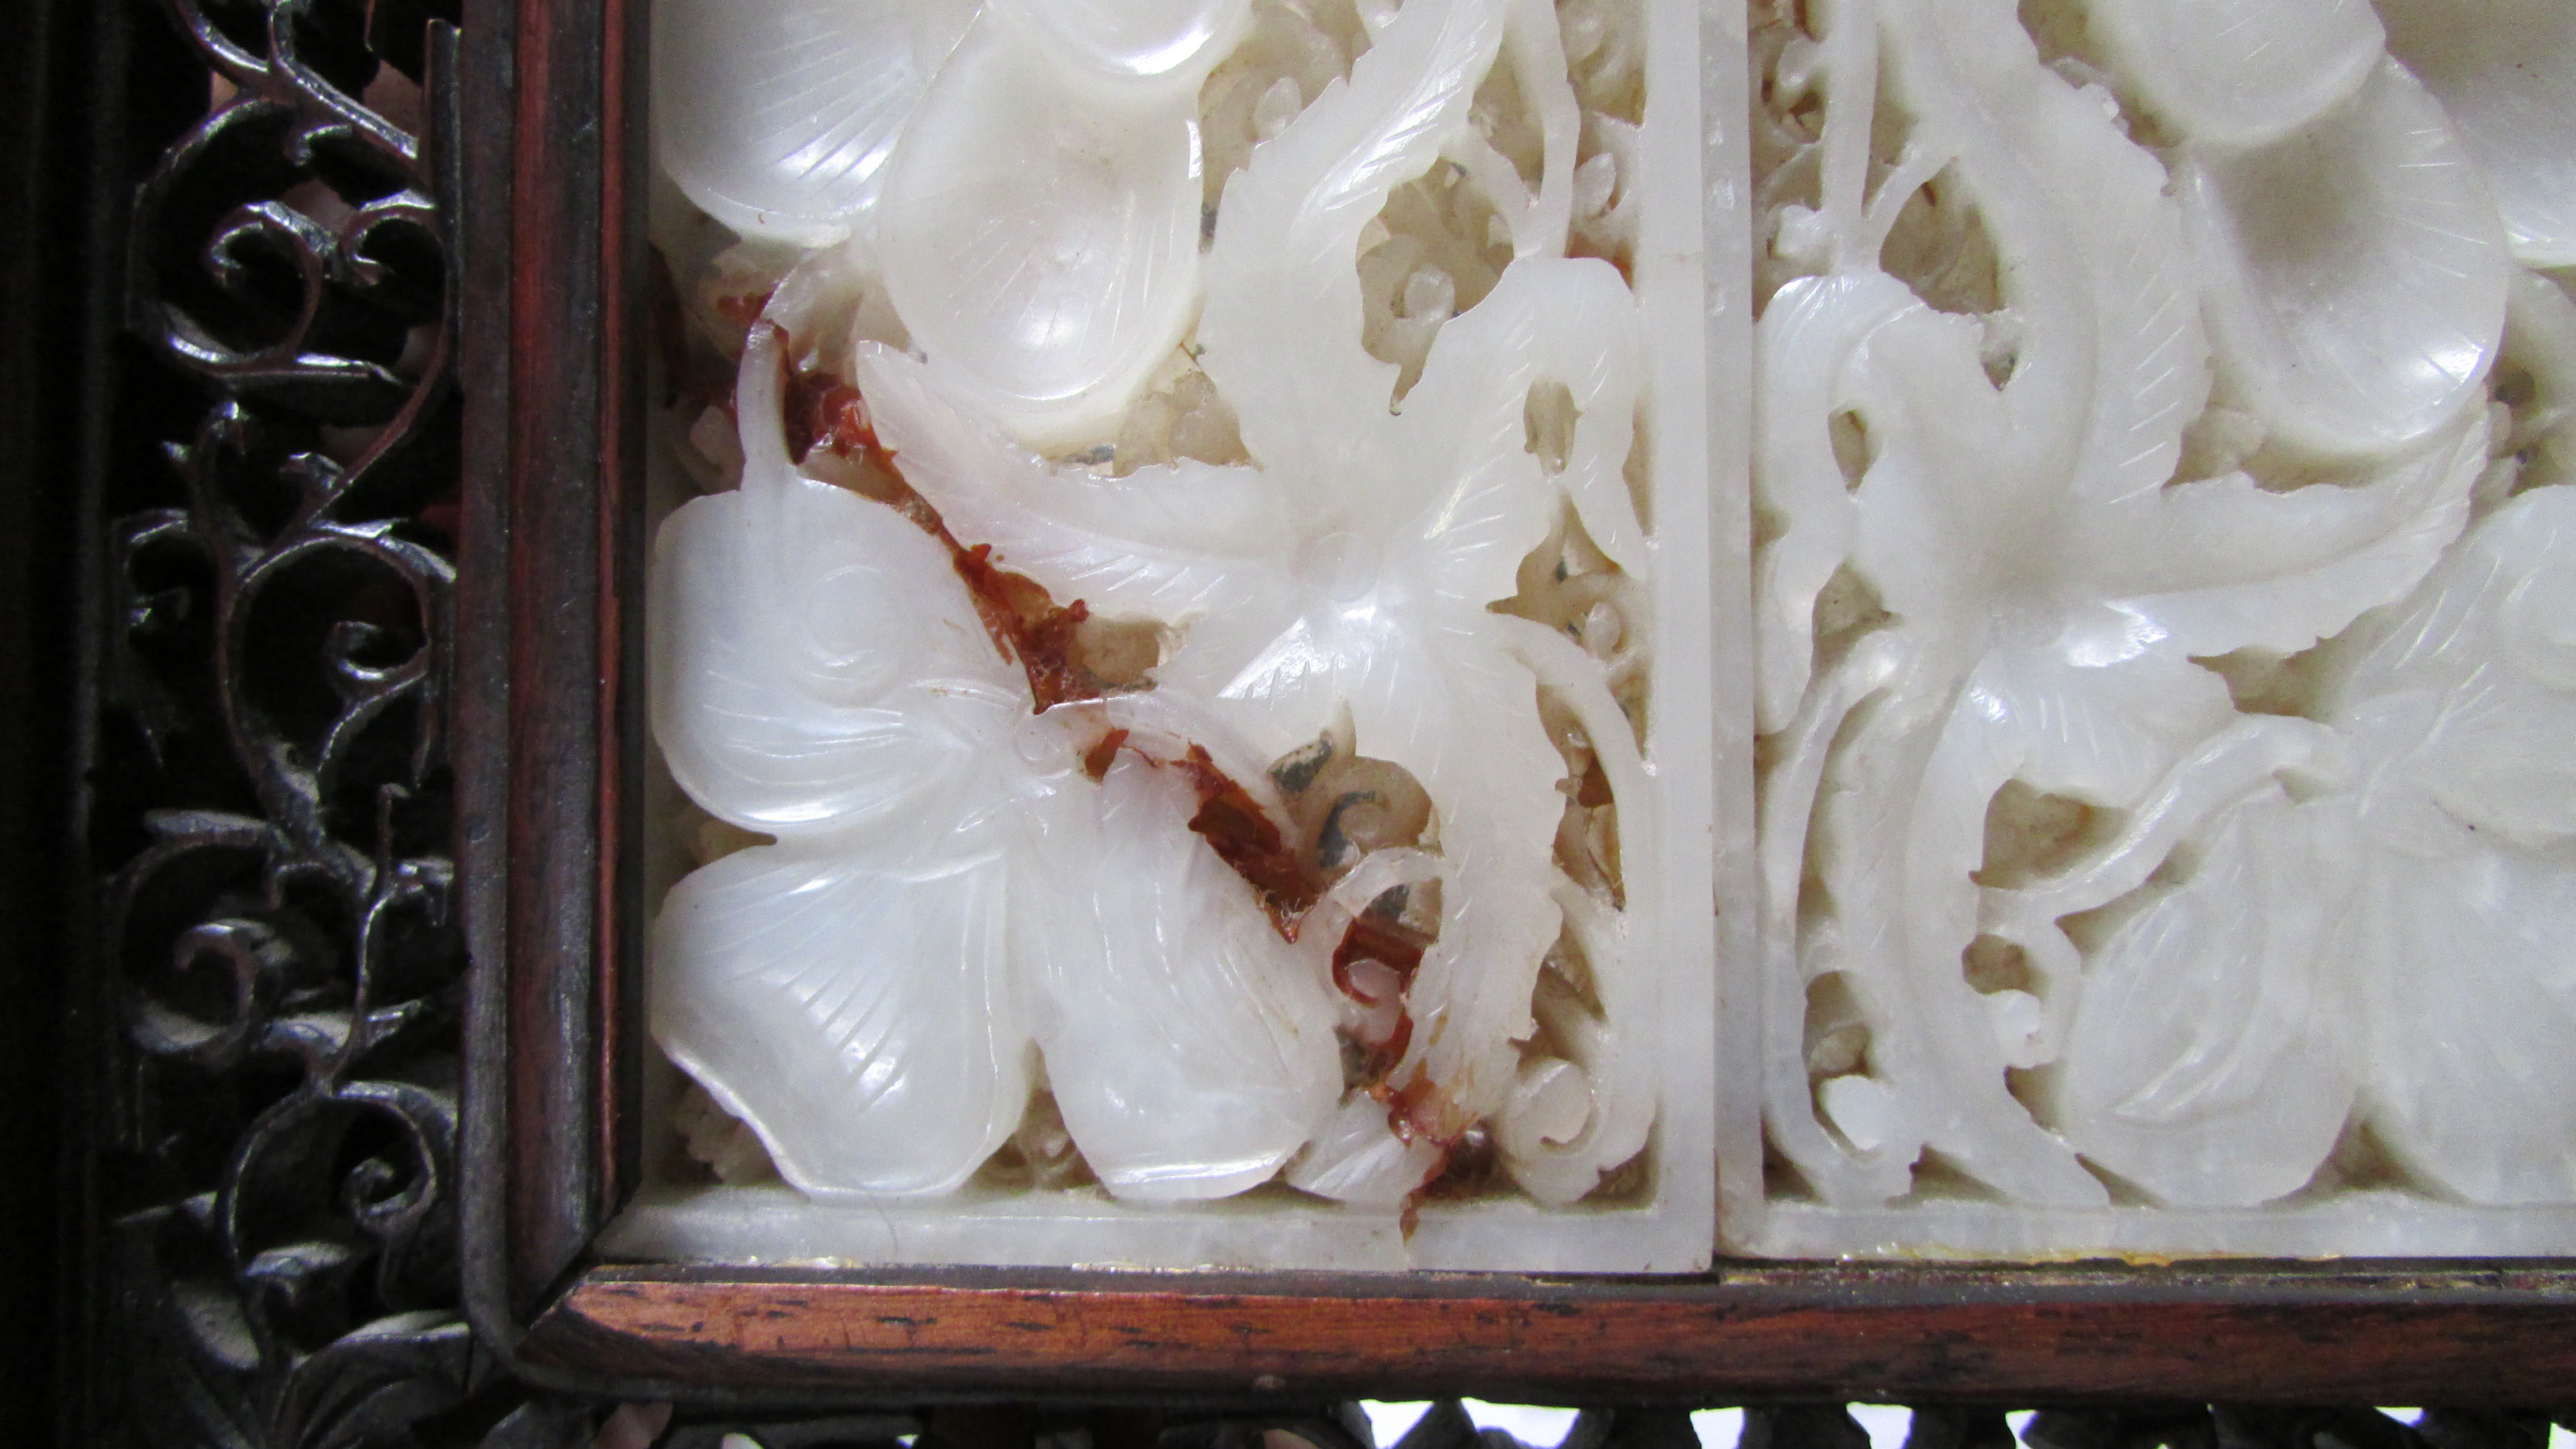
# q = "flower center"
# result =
<box><xmin>1296</xmin><ymin>528</ymin><xmax>1384</xmax><ymax>606</ymax></box>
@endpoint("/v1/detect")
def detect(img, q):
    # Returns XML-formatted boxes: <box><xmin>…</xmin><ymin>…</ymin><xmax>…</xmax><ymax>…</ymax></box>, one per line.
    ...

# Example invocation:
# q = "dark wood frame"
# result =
<box><xmin>454</xmin><ymin>0</ymin><xmax>2576</xmax><ymax>1409</ymax></box>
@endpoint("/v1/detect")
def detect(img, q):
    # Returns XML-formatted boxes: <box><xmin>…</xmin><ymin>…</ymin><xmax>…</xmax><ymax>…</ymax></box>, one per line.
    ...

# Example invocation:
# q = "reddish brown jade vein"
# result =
<box><xmin>769</xmin><ymin>327</ymin><xmax>1461</xmax><ymax>1181</ymax></box>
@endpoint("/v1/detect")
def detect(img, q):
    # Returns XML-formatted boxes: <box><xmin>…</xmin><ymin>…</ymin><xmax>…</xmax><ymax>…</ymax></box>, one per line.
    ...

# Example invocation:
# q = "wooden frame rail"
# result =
<box><xmin>453</xmin><ymin>0</ymin><xmax>2576</xmax><ymax>1410</ymax></box>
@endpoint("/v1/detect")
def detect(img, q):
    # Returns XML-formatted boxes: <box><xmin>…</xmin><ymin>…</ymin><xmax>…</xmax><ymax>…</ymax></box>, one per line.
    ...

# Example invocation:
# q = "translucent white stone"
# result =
<box><xmin>2180</xmin><ymin>61</ymin><xmax>2509</xmax><ymax>458</ymax></box>
<box><xmin>2055</xmin><ymin>787</ymin><xmax>2358</xmax><ymax>1208</ymax></box>
<box><xmin>636</xmin><ymin>0</ymin><xmax>1726</xmax><ymax>1271</ymax></box>
<box><xmin>648</xmin><ymin>330</ymin><xmax>1036</xmax><ymax>1195</ymax></box>
<box><xmin>1014</xmin><ymin>752</ymin><xmax>1343</xmax><ymax>1201</ymax></box>
<box><xmin>2379</xmin><ymin>0</ymin><xmax>2576</xmax><ymax>266</ymax></box>
<box><xmin>878</xmin><ymin>18</ymin><xmax>1206</xmax><ymax>449</ymax></box>
<box><xmin>1746</xmin><ymin>0</ymin><xmax>2576</xmax><ymax>1261</ymax></box>
<box><xmin>654</xmin><ymin>0</ymin><xmax>946</xmax><ymax>243</ymax></box>
<box><xmin>1753</xmin><ymin>0</ymin><xmax>2476</xmax><ymax>1219</ymax></box>
<box><xmin>2087</xmin><ymin>0</ymin><xmax>2381</xmax><ymax>148</ymax></box>
<box><xmin>987</xmin><ymin>0</ymin><xmax>1248</xmax><ymax>89</ymax></box>
<box><xmin>2052</xmin><ymin>490</ymin><xmax>2576</xmax><ymax>1210</ymax></box>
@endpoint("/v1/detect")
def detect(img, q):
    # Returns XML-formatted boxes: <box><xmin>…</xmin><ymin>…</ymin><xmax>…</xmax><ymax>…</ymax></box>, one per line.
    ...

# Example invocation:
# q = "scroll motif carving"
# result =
<box><xmin>96</xmin><ymin>0</ymin><xmax>479</xmax><ymax>1443</ymax></box>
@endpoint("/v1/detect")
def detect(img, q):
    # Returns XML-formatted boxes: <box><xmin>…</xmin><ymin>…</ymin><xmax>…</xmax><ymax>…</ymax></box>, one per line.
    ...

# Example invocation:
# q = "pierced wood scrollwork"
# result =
<box><xmin>96</xmin><ymin>0</ymin><xmax>480</xmax><ymax>1445</ymax></box>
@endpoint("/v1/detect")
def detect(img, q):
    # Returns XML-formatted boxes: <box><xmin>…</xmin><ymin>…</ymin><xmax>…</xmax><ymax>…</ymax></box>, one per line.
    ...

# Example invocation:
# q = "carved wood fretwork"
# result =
<box><xmin>93</xmin><ymin>1</ymin><xmax>486</xmax><ymax>1444</ymax></box>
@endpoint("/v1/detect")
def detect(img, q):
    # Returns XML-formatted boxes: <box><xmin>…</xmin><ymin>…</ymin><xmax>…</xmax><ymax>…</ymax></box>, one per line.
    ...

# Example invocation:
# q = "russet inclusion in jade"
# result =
<box><xmin>622</xmin><ymin>0</ymin><xmax>1720</xmax><ymax>1271</ymax></box>
<box><xmin>633</xmin><ymin>0</ymin><xmax>2576</xmax><ymax>1268</ymax></box>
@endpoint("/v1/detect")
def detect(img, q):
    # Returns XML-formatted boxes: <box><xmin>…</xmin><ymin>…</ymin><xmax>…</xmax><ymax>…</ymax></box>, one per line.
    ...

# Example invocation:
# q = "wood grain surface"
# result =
<box><xmin>457</xmin><ymin>0</ymin><xmax>650</xmax><ymax>1329</ymax></box>
<box><xmin>515</xmin><ymin>1265</ymin><xmax>2576</xmax><ymax>1404</ymax></box>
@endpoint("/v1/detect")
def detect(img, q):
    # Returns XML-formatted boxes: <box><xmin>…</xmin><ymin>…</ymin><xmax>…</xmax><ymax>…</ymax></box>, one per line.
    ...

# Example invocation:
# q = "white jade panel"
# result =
<box><xmin>621</xmin><ymin>0</ymin><xmax>1735</xmax><ymax>1271</ymax></box>
<box><xmin>1744</xmin><ymin>0</ymin><xmax>2576</xmax><ymax>1258</ymax></box>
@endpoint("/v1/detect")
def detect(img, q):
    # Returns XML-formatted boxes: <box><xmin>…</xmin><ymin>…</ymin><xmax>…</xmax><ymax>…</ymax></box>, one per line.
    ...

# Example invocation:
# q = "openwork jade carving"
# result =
<box><xmin>1746</xmin><ymin>0</ymin><xmax>2576</xmax><ymax>1256</ymax></box>
<box><xmin>619</xmin><ymin>0</ymin><xmax>1721</xmax><ymax>1270</ymax></box>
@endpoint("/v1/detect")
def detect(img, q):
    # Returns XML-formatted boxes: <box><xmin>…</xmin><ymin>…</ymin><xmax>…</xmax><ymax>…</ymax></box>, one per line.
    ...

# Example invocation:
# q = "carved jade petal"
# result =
<box><xmin>988</xmin><ymin>0</ymin><xmax>1247</xmax><ymax>89</ymax></box>
<box><xmin>853</xmin><ymin>345</ymin><xmax>1298</xmax><ymax>631</ymax></box>
<box><xmin>2353</xmin><ymin>844</ymin><xmax>2576</xmax><ymax>1205</ymax></box>
<box><xmin>1015</xmin><ymin>752</ymin><xmax>1342</xmax><ymax>1200</ymax></box>
<box><xmin>2054</xmin><ymin>489</ymin><xmax>2576</xmax><ymax>1210</ymax></box>
<box><xmin>2056</xmin><ymin>788</ymin><xmax>2358</xmax><ymax>1208</ymax></box>
<box><xmin>2088</xmin><ymin>416</ymin><xmax>2483</xmax><ymax>659</ymax></box>
<box><xmin>2088</xmin><ymin>0</ymin><xmax>2381</xmax><ymax>148</ymax></box>
<box><xmin>649</xmin><ymin>344</ymin><xmax>1025</xmax><ymax>837</ymax></box>
<box><xmin>2181</xmin><ymin>61</ymin><xmax>2509</xmax><ymax>458</ymax></box>
<box><xmin>880</xmin><ymin>18</ymin><xmax>1205</xmax><ymax>449</ymax></box>
<box><xmin>652</xmin><ymin>836</ymin><xmax>1029</xmax><ymax>1197</ymax></box>
<box><xmin>2340</xmin><ymin>484</ymin><xmax>2576</xmax><ymax>851</ymax></box>
<box><xmin>653</xmin><ymin>0</ymin><xmax>945</xmax><ymax>244</ymax></box>
<box><xmin>2319</xmin><ymin>491</ymin><xmax>2576</xmax><ymax>1205</ymax></box>
<box><xmin>2379</xmin><ymin>0</ymin><xmax>2576</xmax><ymax>267</ymax></box>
